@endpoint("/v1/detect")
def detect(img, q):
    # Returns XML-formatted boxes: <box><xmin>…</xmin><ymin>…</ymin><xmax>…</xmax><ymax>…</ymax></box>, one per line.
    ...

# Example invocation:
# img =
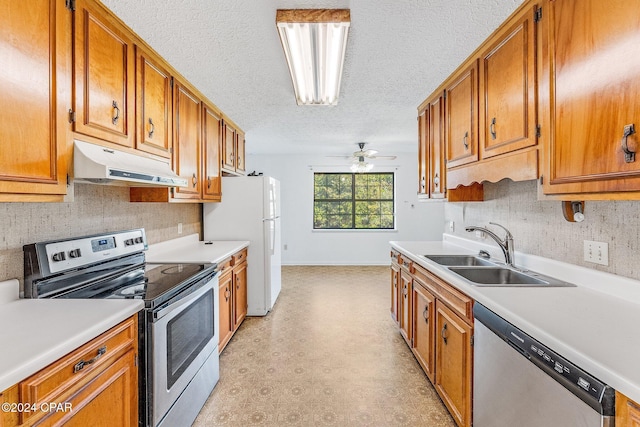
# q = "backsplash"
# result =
<box><xmin>444</xmin><ymin>179</ymin><xmax>640</xmax><ymax>281</ymax></box>
<box><xmin>0</xmin><ymin>184</ymin><xmax>200</xmax><ymax>287</ymax></box>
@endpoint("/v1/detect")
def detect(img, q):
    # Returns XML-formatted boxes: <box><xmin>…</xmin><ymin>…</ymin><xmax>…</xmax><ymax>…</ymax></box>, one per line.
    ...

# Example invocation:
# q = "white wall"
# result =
<box><xmin>246</xmin><ymin>153</ymin><xmax>444</xmax><ymax>265</ymax></box>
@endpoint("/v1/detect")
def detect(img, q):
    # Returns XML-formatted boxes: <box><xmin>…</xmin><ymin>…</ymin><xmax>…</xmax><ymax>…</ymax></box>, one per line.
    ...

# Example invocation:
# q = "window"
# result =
<box><xmin>313</xmin><ymin>173</ymin><xmax>394</xmax><ymax>229</ymax></box>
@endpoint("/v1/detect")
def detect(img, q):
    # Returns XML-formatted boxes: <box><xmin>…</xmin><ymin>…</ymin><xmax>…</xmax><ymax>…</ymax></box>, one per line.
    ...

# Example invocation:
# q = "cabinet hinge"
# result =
<box><xmin>65</xmin><ymin>0</ymin><xmax>76</xmax><ymax>11</ymax></box>
<box><xmin>536</xmin><ymin>124</ymin><xmax>541</xmax><ymax>138</ymax></box>
<box><xmin>68</xmin><ymin>109</ymin><xmax>76</xmax><ymax>123</ymax></box>
<box><xmin>170</xmin><ymin>77</ymin><xmax>174</xmax><ymax>89</ymax></box>
<box><xmin>169</xmin><ymin>147</ymin><xmax>173</xmax><ymax>154</ymax></box>
<box><xmin>443</xmin><ymin>91</ymin><xmax>447</xmax><ymax>100</ymax></box>
<box><xmin>539</xmin><ymin>175</ymin><xmax>544</xmax><ymax>185</ymax></box>
<box><xmin>534</xmin><ymin>7</ymin><xmax>542</xmax><ymax>22</ymax></box>
<box><xmin>470</xmin><ymin>335</ymin><xmax>474</xmax><ymax>347</ymax></box>
<box><xmin>66</xmin><ymin>174</ymin><xmax>70</xmax><ymax>186</ymax></box>
<box><xmin>134</xmin><ymin>353</ymin><xmax>138</xmax><ymax>367</ymax></box>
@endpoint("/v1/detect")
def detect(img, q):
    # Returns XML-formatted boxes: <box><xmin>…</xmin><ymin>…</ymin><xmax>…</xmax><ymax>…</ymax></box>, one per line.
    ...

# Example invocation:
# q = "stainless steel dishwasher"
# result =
<box><xmin>473</xmin><ymin>303</ymin><xmax>615</xmax><ymax>427</ymax></box>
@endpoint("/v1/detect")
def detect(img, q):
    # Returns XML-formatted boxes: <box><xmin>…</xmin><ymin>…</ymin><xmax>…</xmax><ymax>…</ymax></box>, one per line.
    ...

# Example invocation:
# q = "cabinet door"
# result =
<box><xmin>412</xmin><ymin>279</ymin><xmax>436</xmax><ymax>383</ymax></box>
<box><xmin>445</xmin><ymin>60</ymin><xmax>479</xmax><ymax>168</ymax></box>
<box><xmin>399</xmin><ymin>269</ymin><xmax>412</xmax><ymax>345</ymax></box>
<box><xmin>222</xmin><ymin>122</ymin><xmax>236</xmax><ymax>171</ymax></box>
<box><xmin>541</xmin><ymin>0</ymin><xmax>640</xmax><ymax>195</ymax></box>
<box><xmin>390</xmin><ymin>262</ymin><xmax>400</xmax><ymax>324</ymax></box>
<box><xmin>33</xmin><ymin>350</ymin><xmax>137</xmax><ymax>427</ymax></box>
<box><xmin>73</xmin><ymin>0</ymin><xmax>134</xmax><ymax>148</ymax></box>
<box><xmin>202</xmin><ymin>104</ymin><xmax>222</xmax><ymax>201</ymax></box>
<box><xmin>417</xmin><ymin>109</ymin><xmax>429</xmax><ymax>195</ymax></box>
<box><xmin>617</xmin><ymin>391</ymin><xmax>640</xmax><ymax>427</ymax></box>
<box><xmin>218</xmin><ymin>272</ymin><xmax>234</xmax><ymax>352</ymax></box>
<box><xmin>480</xmin><ymin>6</ymin><xmax>537</xmax><ymax>159</ymax></box>
<box><xmin>429</xmin><ymin>94</ymin><xmax>446</xmax><ymax>198</ymax></box>
<box><xmin>135</xmin><ymin>46</ymin><xmax>172</xmax><ymax>158</ymax></box>
<box><xmin>435</xmin><ymin>301</ymin><xmax>473</xmax><ymax>427</ymax></box>
<box><xmin>172</xmin><ymin>80</ymin><xmax>201</xmax><ymax>200</ymax></box>
<box><xmin>0</xmin><ymin>0</ymin><xmax>69</xmax><ymax>199</ymax></box>
<box><xmin>235</xmin><ymin>131</ymin><xmax>246</xmax><ymax>174</ymax></box>
<box><xmin>233</xmin><ymin>261</ymin><xmax>248</xmax><ymax>327</ymax></box>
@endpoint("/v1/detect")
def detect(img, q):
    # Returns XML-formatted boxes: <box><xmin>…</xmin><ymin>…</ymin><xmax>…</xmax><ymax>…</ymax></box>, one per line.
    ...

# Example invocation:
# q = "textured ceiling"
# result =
<box><xmin>101</xmin><ymin>0</ymin><xmax>523</xmax><ymax>156</ymax></box>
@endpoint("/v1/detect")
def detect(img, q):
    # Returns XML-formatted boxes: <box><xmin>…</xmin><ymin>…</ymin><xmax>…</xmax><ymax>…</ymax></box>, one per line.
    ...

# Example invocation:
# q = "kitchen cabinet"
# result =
<box><xmin>72</xmin><ymin>0</ymin><xmax>135</xmax><ymax>148</ymax></box>
<box><xmin>479</xmin><ymin>5</ymin><xmax>537</xmax><ymax>160</ymax></box>
<box><xmin>218</xmin><ymin>248</ymin><xmax>248</xmax><ymax>353</ymax></box>
<box><xmin>445</xmin><ymin>60</ymin><xmax>479</xmax><ymax>169</ymax></box>
<box><xmin>390</xmin><ymin>251</ymin><xmax>401</xmax><ymax>324</ymax></box>
<box><xmin>399</xmin><ymin>263</ymin><xmax>413</xmax><ymax>346</ymax></box>
<box><xmin>411</xmin><ymin>278</ymin><xmax>436</xmax><ymax>383</ymax></box>
<box><xmin>0</xmin><ymin>0</ymin><xmax>70</xmax><ymax>201</ymax></box>
<box><xmin>222</xmin><ymin>122</ymin><xmax>246</xmax><ymax>176</ymax></box>
<box><xmin>0</xmin><ymin>316</ymin><xmax>138</xmax><ymax>427</ymax></box>
<box><xmin>617</xmin><ymin>391</ymin><xmax>640</xmax><ymax>426</ymax></box>
<box><xmin>171</xmin><ymin>79</ymin><xmax>202</xmax><ymax>200</ymax></box>
<box><xmin>435</xmin><ymin>300</ymin><xmax>473</xmax><ymax>427</ymax></box>
<box><xmin>417</xmin><ymin>109</ymin><xmax>429</xmax><ymax>195</ymax></box>
<box><xmin>202</xmin><ymin>105</ymin><xmax>223</xmax><ymax>201</ymax></box>
<box><xmin>135</xmin><ymin>46</ymin><xmax>173</xmax><ymax>158</ymax></box>
<box><xmin>389</xmin><ymin>250</ymin><xmax>474</xmax><ymax>427</ymax></box>
<box><xmin>539</xmin><ymin>0</ymin><xmax>640</xmax><ymax>199</ymax></box>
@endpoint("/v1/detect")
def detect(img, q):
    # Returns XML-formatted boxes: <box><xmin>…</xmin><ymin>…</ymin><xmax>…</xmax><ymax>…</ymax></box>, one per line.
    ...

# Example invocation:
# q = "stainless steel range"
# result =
<box><xmin>23</xmin><ymin>229</ymin><xmax>220</xmax><ymax>427</ymax></box>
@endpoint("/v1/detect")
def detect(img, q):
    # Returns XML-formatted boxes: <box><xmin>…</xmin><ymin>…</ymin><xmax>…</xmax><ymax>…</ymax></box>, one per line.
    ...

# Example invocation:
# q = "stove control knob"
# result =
<box><xmin>124</xmin><ymin>238</ymin><xmax>134</xmax><ymax>246</ymax></box>
<box><xmin>52</xmin><ymin>251</ymin><xmax>66</xmax><ymax>262</ymax></box>
<box><xmin>134</xmin><ymin>237</ymin><xmax>143</xmax><ymax>244</ymax></box>
<box><xmin>68</xmin><ymin>248</ymin><xmax>81</xmax><ymax>258</ymax></box>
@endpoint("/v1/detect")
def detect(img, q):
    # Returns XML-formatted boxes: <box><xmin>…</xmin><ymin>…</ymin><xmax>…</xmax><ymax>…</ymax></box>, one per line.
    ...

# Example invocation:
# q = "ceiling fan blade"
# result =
<box><xmin>363</xmin><ymin>149</ymin><xmax>378</xmax><ymax>157</ymax></box>
<box><xmin>373</xmin><ymin>155</ymin><xmax>397</xmax><ymax>160</ymax></box>
<box><xmin>325</xmin><ymin>155</ymin><xmax>352</xmax><ymax>159</ymax></box>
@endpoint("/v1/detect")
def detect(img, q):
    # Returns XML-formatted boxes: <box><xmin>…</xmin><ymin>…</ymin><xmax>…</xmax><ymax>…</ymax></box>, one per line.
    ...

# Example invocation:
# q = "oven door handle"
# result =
<box><xmin>151</xmin><ymin>274</ymin><xmax>216</xmax><ymax>322</ymax></box>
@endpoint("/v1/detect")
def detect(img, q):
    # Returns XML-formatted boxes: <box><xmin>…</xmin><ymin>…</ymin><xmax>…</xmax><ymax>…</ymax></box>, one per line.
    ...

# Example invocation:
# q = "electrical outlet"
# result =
<box><xmin>583</xmin><ymin>240</ymin><xmax>608</xmax><ymax>266</ymax></box>
<box><xmin>448</xmin><ymin>221</ymin><xmax>455</xmax><ymax>232</ymax></box>
<box><xmin>178</xmin><ymin>223</ymin><xmax>183</xmax><ymax>234</ymax></box>
<box><xmin>283</xmin><ymin>244</ymin><xmax>288</xmax><ymax>250</ymax></box>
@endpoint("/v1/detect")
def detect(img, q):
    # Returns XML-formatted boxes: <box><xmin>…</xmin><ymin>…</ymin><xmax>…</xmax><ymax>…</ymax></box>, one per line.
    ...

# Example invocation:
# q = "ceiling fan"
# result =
<box><xmin>327</xmin><ymin>142</ymin><xmax>397</xmax><ymax>161</ymax></box>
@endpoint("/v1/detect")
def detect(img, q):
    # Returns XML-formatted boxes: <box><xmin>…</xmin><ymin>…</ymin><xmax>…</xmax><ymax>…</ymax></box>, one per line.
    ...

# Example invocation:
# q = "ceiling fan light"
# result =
<box><xmin>350</xmin><ymin>161</ymin><xmax>373</xmax><ymax>173</ymax></box>
<box><xmin>276</xmin><ymin>9</ymin><xmax>350</xmax><ymax>106</ymax></box>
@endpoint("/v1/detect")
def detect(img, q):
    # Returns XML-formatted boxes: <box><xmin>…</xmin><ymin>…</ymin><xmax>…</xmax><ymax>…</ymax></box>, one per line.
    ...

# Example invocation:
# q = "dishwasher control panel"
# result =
<box><xmin>505</xmin><ymin>324</ymin><xmax>607</xmax><ymax>406</ymax></box>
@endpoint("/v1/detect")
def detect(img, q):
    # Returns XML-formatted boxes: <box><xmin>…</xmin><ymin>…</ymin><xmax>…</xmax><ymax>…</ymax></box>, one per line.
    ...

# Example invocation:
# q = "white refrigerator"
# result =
<box><xmin>203</xmin><ymin>176</ymin><xmax>281</xmax><ymax>315</ymax></box>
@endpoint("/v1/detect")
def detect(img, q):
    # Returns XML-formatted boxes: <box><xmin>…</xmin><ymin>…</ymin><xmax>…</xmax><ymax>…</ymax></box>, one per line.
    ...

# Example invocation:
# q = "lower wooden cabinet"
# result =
<box><xmin>390</xmin><ymin>250</ymin><xmax>474</xmax><ymax>427</ymax></box>
<box><xmin>412</xmin><ymin>278</ymin><xmax>436</xmax><ymax>383</ymax></box>
<box><xmin>390</xmin><ymin>251</ymin><xmax>401</xmax><ymax>323</ymax></box>
<box><xmin>0</xmin><ymin>315</ymin><xmax>138</xmax><ymax>427</ymax></box>
<box><xmin>617</xmin><ymin>391</ymin><xmax>640</xmax><ymax>426</ymax></box>
<box><xmin>435</xmin><ymin>300</ymin><xmax>473</xmax><ymax>427</ymax></box>
<box><xmin>218</xmin><ymin>248</ymin><xmax>248</xmax><ymax>353</ymax></box>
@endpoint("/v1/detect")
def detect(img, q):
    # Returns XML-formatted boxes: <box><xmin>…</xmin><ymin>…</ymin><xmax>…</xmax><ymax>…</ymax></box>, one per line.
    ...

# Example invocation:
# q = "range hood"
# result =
<box><xmin>73</xmin><ymin>140</ymin><xmax>188</xmax><ymax>187</ymax></box>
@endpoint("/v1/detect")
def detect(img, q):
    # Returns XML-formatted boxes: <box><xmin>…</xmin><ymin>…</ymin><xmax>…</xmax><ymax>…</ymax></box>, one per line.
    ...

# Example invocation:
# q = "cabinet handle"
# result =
<box><xmin>622</xmin><ymin>124</ymin><xmax>636</xmax><ymax>163</ymax></box>
<box><xmin>462</xmin><ymin>132</ymin><xmax>469</xmax><ymax>150</ymax></box>
<box><xmin>423</xmin><ymin>306</ymin><xmax>429</xmax><ymax>324</ymax></box>
<box><xmin>225</xmin><ymin>288</ymin><xmax>230</xmax><ymax>301</ymax></box>
<box><xmin>207</xmin><ymin>177</ymin><xmax>212</xmax><ymax>189</ymax></box>
<box><xmin>112</xmin><ymin>101</ymin><xmax>120</xmax><ymax>125</ymax></box>
<box><xmin>192</xmin><ymin>173</ymin><xmax>197</xmax><ymax>187</ymax></box>
<box><xmin>421</xmin><ymin>176</ymin><xmax>425</xmax><ymax>190</ymax></box>
<box><xmin>433</xmin><ymin>173</ymin><xmax>440</xmax><ymax>187</ymax></box>
<box><xmin>74</xmin><ymin>346</ymin><xmax>107</xmax><ymax>373</ymax></box>
<box><xmin>490</xmin><ymin>117</ymin><xmax>497</xmax><ymax>140</ymax></box>
<box><xmin>441</xmin><ymin>323</ymin><xmax>448</xmax><ymax>344</ymax></box>
<box><xmin>230</xmin><ymin>152</ymin><xmax>235</xmax><ymax>161</ymax></box>
<box><xmin>148</xmin><ymin>117</ymin><xmax>155</xmax><ymax>138</ymax></box>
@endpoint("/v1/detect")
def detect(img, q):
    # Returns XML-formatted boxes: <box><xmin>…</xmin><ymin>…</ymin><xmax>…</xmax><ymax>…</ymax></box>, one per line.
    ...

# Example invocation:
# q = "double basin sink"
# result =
<box><xmin>422</xmin><ymin>255</ymin><xmax>575</xmax><ymax>287</ymax></box>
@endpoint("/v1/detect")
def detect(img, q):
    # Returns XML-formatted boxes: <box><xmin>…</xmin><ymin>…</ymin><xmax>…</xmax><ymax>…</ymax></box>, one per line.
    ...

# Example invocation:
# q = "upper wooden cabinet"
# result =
<box><xmin>171</xmin><ymin>80</ymin><xmax>202</xmax><ymax>200</ymax></box>
<box><xmin>428</xmin><ymin>93</ymin><xmax>447</xmax><ymax>198</ymax></box>
<box><xmin>135</xmin><ymin>46</ymin><xmax>173</xmax><ymax>158</ymax></box>
<box><xmin>202</xmin><ymin>105</ymin><xmax>223</xmax><ymax>201</ymax></box>
<box><xmin>616</xmin><ymin>391</ymin><xmax>640</xmax><ymax>427</ymax></box>
<box><xmin>540</xmin><ymin>0</ymin><xmax>640</xmax><ymax>198</ymax></box>
<box><xmin>417</xmin><ymin>109</ymin><xmax>429</xmax><ymax>195</ymax></box>
<box><xmin>0</xmin><ymin>0</ymin><xmax>70</xmax><ymax>201</ymax></box>
<box><xmin>479</xmin><ymin>5</ymin><xmax>537</xmax><ymax>159</ymax></box>
<box><xmin>73</xmin><ymin>0</ymin><xmax>135</xmax><ymax>148</ymax></box>
<box><xmin>445</xmin><ymin>60</ymin><xmax>479</xmax><ymax>169</ymax></box>
<box><xmin>222</xmin><ymin>122</ymin><xmax>246</xmax><ymax>175</ymax></box>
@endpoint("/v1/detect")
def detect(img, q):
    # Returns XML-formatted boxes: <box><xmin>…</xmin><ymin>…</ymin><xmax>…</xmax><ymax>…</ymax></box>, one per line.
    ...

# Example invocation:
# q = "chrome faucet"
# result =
<box><xmin>465</xmin><ymin>222</ymin><xmax>515</xmax><ymax>267</ymax></box>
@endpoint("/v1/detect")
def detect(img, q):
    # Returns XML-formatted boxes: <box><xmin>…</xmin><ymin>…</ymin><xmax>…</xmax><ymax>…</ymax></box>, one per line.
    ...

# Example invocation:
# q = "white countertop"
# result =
<box><xmin>0</xmin><ymin>279</ymin><xmax>143</xmax><ymax>392</ymax></box>
<box><xmin>390</xmin><ymin>235</ymin><xmax>640</xmax><ymax>403</ymax></box>
<box><xmin>145</xmin><ymin>234</ymin><xmax>249</xmax><ymax>264</ymax></box>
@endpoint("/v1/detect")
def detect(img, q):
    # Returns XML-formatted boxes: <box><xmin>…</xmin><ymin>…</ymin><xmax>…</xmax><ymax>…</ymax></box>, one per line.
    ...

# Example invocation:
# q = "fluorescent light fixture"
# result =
<box><xmin>350</xmin><ymin>157</ymin><xmax>374</xmax><ymax>173</ymax></box>
<box><xmin>276</xmin><ymin>9</ymin><xmax>350</xmax><ymax>105</ymax></box>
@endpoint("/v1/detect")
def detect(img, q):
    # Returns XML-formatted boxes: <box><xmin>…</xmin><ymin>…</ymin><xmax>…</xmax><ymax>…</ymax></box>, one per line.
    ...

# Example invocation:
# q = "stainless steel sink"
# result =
<box><xmin>423</xmin><ymin>255</ymin><xmax>496</xmax><ymax>266</ymax></box>
<box><xmin>447</xmin><ymin>267</ymin><xmax>575</xmax><ymax>287</ymax></box>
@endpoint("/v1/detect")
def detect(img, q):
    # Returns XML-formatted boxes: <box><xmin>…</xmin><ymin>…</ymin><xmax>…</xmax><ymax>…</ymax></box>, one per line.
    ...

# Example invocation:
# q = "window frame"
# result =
<box><xmin>312</xmin><ymin>172</ymin><xmax>396</xmax><ymax>230</ymax></box>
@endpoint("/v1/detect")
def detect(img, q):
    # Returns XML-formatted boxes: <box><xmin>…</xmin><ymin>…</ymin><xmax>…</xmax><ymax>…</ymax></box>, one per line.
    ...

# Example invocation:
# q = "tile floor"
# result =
<box><xmin>193</xmin><ymin>266</ymin><xmax>456</xmax><ymax>426</ymax></box>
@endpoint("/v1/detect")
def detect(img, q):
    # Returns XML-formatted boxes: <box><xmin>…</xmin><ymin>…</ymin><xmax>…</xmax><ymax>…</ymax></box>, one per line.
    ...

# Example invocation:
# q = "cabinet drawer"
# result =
<box><xmin>218</xmin><ymin>256</ymin><xmax>233</xmax><ymax>277</ymax></box>
<box><xmin>231</xmin><ymin>248</ymin><xmax>248</xmax><ymax>266</ymax></box>
<box><xmin>19</xmin><ymin>317</ymin><xmax>136</xmax><ymax>423</ymax></box>
<box><xmin>414</xmin><ymin>264</ymin><xmax>473</xmax><ymax>323</ymax></box>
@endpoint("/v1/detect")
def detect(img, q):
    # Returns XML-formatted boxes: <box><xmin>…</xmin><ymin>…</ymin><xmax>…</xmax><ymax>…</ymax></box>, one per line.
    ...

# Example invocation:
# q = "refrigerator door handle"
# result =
<box><xmin>262</xmin><ymin>216</ymin><xmax>280</xmax><ymax>222</ymax></box>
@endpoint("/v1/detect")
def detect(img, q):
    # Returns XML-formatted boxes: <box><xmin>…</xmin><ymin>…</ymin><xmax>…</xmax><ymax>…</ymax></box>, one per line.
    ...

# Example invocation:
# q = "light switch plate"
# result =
<box><xmin>583</xmin><ymin>240</ymin><xmax>608</xmax><ymax>266</ymax></box>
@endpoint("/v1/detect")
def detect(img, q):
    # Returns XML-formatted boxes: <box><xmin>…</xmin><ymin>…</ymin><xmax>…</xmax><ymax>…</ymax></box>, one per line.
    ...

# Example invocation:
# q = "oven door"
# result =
<box><xmin>150</xmin><ymin>275</ymin><xmax>217</xmax><ymax>426</ymax></box>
